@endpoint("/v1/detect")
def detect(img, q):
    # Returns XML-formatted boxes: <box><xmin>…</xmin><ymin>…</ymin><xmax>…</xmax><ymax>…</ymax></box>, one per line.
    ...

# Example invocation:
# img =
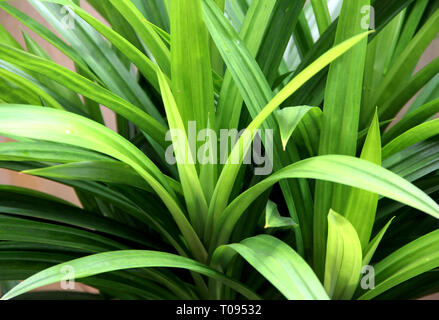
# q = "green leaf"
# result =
<box><xmin>0</xmin><ymin>104</ymin><xmax>206</xmax><ymax>262</ymax></box>
<box><xmin>203</xmin><ymin>0</ymin><xmax>368</xmax><ymax>257</ymax></box>
<box><xmin>362</xmin><ymin>217</ymin><xmax>394</xmax><ymax>266</ymax></box>
<box><xmin>208</xmin><ymin>29</ymin><xmax>371</xmax><ymax>254</ymax></box>
<box><xmin>409</xmin><ymin>74</ymin><xmax>439</xmax><ymax>111</ymax></box>
<box><xmin>292</xmin><ymin>107</ymin><xmax>323</xmax><ymax>157</ymax></box>
<box><xmin>29</xmin><ymin>0</ymin><xmax>160</xmax><ymax>133</ymax></box>
<box><xmin>379</xmin><ymin>56</ymin><xmax>439</xmax><ymax>123</ymax></box>
<box><xmin>0</xmin><ymin>45</ymin><xmax>167</xmax><ymax>146</ymax></box>
<box><xmin>276</xmin><ymin>106</ymin><xmax>316</xmax><ymax>150</ymax></box>
<box><xmin>361</xmin><ymin>11</ymin><xmax>405</xmax><ymax>127</ymax></box>
<box><xmin>311</xmin><ymin>0</ymin><xmax>332</xmax><ymax>35</ymax></box>
<box><xmin>0</xmin><ymin>250</ymin><xmax>197</xmax><ymax>300</ymax></box>
<box><xmin>1</xmin><ymin>250</ymin><xmax>259</xmax><ymax>300</ymax></box>
<box><xmin>344</xmin><ymin>111</ymin><xmax>381</xmax><ymax>248</ymax></box>
<box><xmin>209</xmin><ymin>0</ymin><xmax>225</xmax><ymax>75</ymax></box>
<box><xmin>170</xmin><ymin>0</ymin><xmax>215</xmax><ymax>132</ymax></box>
<box><xmin>294</xmin><ymin>9</ymin><xmax>315</xmax><ymax>58</ymax></box>
<box><xmin>383</xmin><ymin>140</ymin><xmax>439</xmax><ymax>183</ymax></box>
<box><xmin>131</xmin><ymin>0</ymin><xmax>170</xmax><ymax>32</ymax></box>
<box><xmin>41</xmin><ymin>0</ymin><xmax>161</xmax><ymax>91</ymax></box>
<box><xmin>256</xmin><ymin>0</ymin><xmax>306</xmax><ymax>85</ymax></box>
<box><xmin>0</xmin><ymin>185</ymin><xmax>153</xmax><ymax>247</ymax></box>
<box><xmin>109</xmin><ymin>0</ymin><xmax>170</xmax><ymax>76</ymax></box>
<box><xmin>0</xmin><ymin>214</ymin><xmax>128</xmax><ymax>253</ymax></box>
<box><xmin>264</xmin><ymin>200</ymin><xmax>296</xmax><ymax>229</ymax></box>
<box><xmin>358</xmin><ymin>229</ymin><xmax>439</xmax><ymax>300</ymax></box>
<box><xmin>0</xmin><ymin>141</ymin><xmax>111</xmax><ymax>163</ymax></box>
<box><xmin>212</xmin><ymin>235</ymin><xmax>329</xmax><ymax>300</ymax></box>
<box><xmin>376</xmin><ymin>8</ymin><xmax>439</xmax><ymax>121</ymax></box>
<box><xmin>324</xmin><ymin>210</ymin><xmax>362</xmax><ymax>300</ymax></box>
<box><xmin>383</xmin><ymin>118</ymin><xmax>439</xmax><ymax>158</ymax></box>
<box><xmin>383</xmin><ymin>97</ymin><xmax>439</xmax><ymax>145</ymax></box>
<box><xmin>23</xmin><ymin>161</ymin><xmax>154</xmax><ymax>192</ymax></box>
<box><xmin>0</xmin><ymin>23</ymin><xmax>21</xmax><ymax>50</ymax></box>
<box><xmin>0</xmin><ymin>68</ymin><xmax>63</xmax><ymax>110</ymax></box>
<box><xmin>216</xmin><ymin>0</ymin><xmax>277</xmax><ymax>130</ymax></box>
<box><xmin>314</xmin><ymin>0</ymin><xmax>370</xmax><ymax>278</ymax></box>
<box><xmin>156</xmin><ymin>68</ymin><xmax>209</xmax><ymax>237</ymax></box>
<box><xmin>20</xmin><ymin>30</ymin><xmax>86</xmax><ymax>112</ymax></box>
<box><xmin>0</xmin><ymin>2</ymin><xmax>96</xmax><ymax>81</ymax></box>
<box><xmin>211</xmin><ymin>155</ymin><xmax>439</xmax><ymax>248</ymax></box>
<box><xmin>392</xmin><ymin>0</ymin><xmax>429</xmax><ymax>62</ymax></box>
<box><xmin>207</xmin><ymin>19</ymin><xmax>372</xmax><ymax>226</ymax></box>
<box><xmin>0</xmin><ymin>161</ymin><xmax>187</xmax><ymax>255</ymax></box>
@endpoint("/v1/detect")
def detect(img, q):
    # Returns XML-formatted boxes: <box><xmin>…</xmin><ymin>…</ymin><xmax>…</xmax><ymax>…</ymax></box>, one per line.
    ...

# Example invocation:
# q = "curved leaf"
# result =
<box><xmin>0</xmin><ymin>45</ymin><xmax>167</xmax><ymax>146</ymax></box>
<box><xmin>358</xmin><ymin>229</ymin><xmax>439</xmax><ymax>300</ymax></box>
<box><xmin>324</xmin><ymin>210</ymin><xmax>362</xmax><ymax>300</ymax></box>
<box><xmin>383</xmin><ymin>118</ymin><xmax>439</xmax><ymax>158</ymax></box>
<box><xmin>109</xmin><ymin>0</ymin><xmax>170</xmax><ymax>75</ymax></box>
<box><xmin>212</xmin><ymin>235</ymin><xmax>328</xmax><ymax>300</ymax></box>
<box><xmin>0</xmin><ymin>141</ymin><xmax>110</xmax><ymax>163</ymax></box>
<box><xmin>212</xmin><ymin>155</ymin><xmax>439</xmax><ymax>247</ymax></box>
<box><xmin>24</xmin><ymin>161</ymin><xmax>154</xmax><ymax>192</ymax></box>
<box><xmin>343</xmin><ymin>111</ymin><xmax>381</xmax><ymax>247</ymax></box>
<box><xmin>0</xmin><ymin>105</ymin><xmax>206</xmax><ymax>262</ymax></box>
<box><xmin>1</xmin><ymin>250</ymin><xmax>259</xmax><ymax>300</ymax></box>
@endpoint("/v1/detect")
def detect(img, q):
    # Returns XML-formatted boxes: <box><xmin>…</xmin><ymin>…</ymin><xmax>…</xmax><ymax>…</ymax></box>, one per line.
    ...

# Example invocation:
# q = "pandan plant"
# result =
<box><xmin>0</xmin><ymin>0</ymin><xmax>438</xmax><ymax>300</ymax></box>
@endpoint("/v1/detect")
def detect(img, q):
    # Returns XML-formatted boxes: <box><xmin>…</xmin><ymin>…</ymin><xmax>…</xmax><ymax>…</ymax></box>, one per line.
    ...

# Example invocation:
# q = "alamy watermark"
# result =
<box><xmin>361</xmin><ymin>5</ymin><xmax>375</xmax><ymax>30</ymax></box>
<box><xmin>60</xmin><ymin>5</ymin><xmax>75</xmax><ymax>30</ymax></box>
<box><xmin>60</xmin><ymin>265</ymin><xmax>75</xmax><ymax>290</ymax></box>
<box><xmin>361</xmin><ymin>265</ymin><xmax>375</xmax><ymax>290</ymax></box>
<box><xmin>165</xmin><ymin>121</ymin><xmax>274</xmax><ymax>175</ymax></box>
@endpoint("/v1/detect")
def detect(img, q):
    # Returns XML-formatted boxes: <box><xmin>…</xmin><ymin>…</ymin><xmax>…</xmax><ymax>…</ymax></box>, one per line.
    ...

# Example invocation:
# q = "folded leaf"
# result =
<box><xmin>264</xmin><ymin>200</ymin><xmax>297</xmax><ymax>229</ymax></box>
<box><xmin>276</xmin><ymin>106</ymin><xmax>316</xmax><ymax>150</ymax></box>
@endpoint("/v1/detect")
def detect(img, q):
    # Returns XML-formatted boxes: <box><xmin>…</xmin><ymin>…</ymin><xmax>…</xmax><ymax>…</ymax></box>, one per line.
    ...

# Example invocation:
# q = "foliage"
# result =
<box><xmin>0</xmin><ymin>0</ymin><xmax>438</xmax><ymax>300</ymax></box>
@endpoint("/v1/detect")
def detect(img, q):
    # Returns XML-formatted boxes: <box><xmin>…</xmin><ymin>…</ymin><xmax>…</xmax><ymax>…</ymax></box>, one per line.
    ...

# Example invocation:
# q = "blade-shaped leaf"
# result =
<box><xmin>0</xmin><ymin>45</ymin><xmax>167</xmax><ymax>146</ymax></box>
<box><xmin>362</xmin><ymin>217</ymin><xmax>394</xmax><ymax>266</ymax></box>
<box><xmin>383</xmin><ymin>98</ymin><xmax>439</xmax><ymax>145</ymax></box>
<box><xmin>0</xmin><ymin>105</ymin><xmax>206</xmax><ymax>262</ymax></box>
<box><xmin>0</xmin><ymin>141</ymin><xmax>111</xmax><ymax>163</ymax></box>
<box><xmin>383</xmin><ymin>118</ymin><xmax>439</xmax><ymax>158</ymax></box>
<box><xmin>376</xmin><ymin>8</ymin><xmax>439</xmax><ymax>121</ymax></box>
<box><xmin>324</xmin><ymin>210</ymin><xmax>362</xmax><ymax>300</ymax></box>
<box><xmin>211</xmin><ymin>155</ymin><xmax>439</xmax><ymax>248</ymax></box>
<box><xmin>0</xmin><ymin>2</ymin><xmax>96</xmax><ymax>80</ymax></box>
<box><xmin>208</xmin><ymin>30</ymin><xmax>372</xmax><ymax>229</ymax></box>
<box><xmin>344</xmin><ymin>111</ymin><xmax>381</xmax><ymax>248</ymax></box>
<box><xmin>156</xmin><ymin>68</ymin><xmax>209</xmax><ymax>237</ymax></box>
<box><xmin>314</xmin><ymin>0</ymin><xmax>369</xmax><ymax>278</ymax></box>
<box><xmin>358</xmin><ymin>229</ymin><xmax>439</xmax><ymax>300</ymax></box>
<box><xmin>1</xmin><ymin>250</ymin><xmax>259</xmax><ymax>300</ymax></box>
<box><xmin>212</xmin><ymin>235</ymin><xmax>329</xmax><ymax>300</ymax></box>
<box><xmin>311</xmin><ymin>0</ymin><xmax>332</xmax><ymax>35</ymax></box>
<box><xmin>170</xmin><ymin>0</ymin><xmax>215</xmax><ymax>132</ymax></box>
<box><xmin>23</xmin><ymin>161</ymin><xmax>153</xmax><ymax>192</ymax></box>
<box><xmin>109</xmin><ymin>0</ymin><xmax>170</xmax><ymax>76</ymax></box>
<box><xmin>0</xmin><ymin>185</ymin><xmax>154</xmax><ymax>248</ymax></box>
